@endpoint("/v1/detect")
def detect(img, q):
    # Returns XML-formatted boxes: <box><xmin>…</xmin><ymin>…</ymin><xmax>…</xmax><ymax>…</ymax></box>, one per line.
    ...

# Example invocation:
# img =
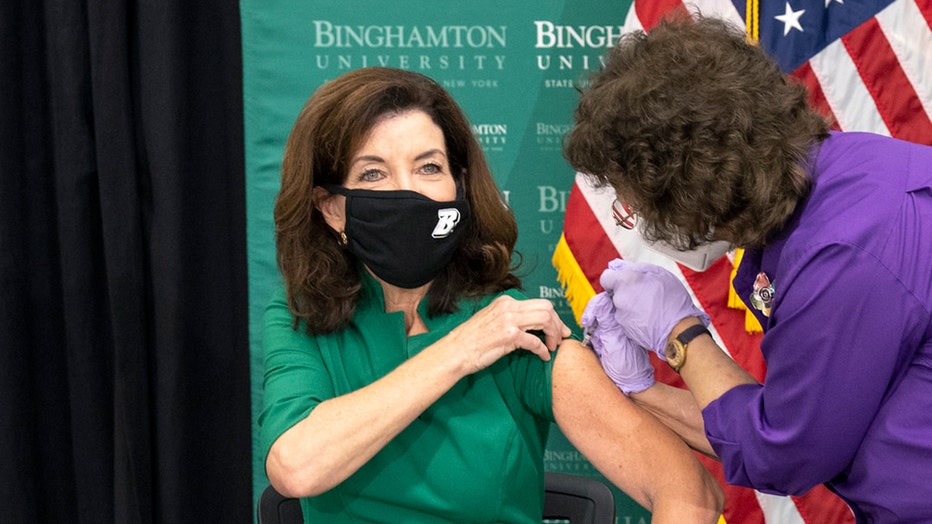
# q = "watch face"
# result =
<box><xmin>666</xmin><ymin>341</ymin><xmax>685</xmax><ymax>371</ymax></box>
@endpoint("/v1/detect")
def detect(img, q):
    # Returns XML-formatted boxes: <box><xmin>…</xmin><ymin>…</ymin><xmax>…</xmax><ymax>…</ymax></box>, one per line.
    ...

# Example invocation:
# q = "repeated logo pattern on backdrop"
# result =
<box><xmin>242</xmin><ymin>0</ymin><xmax>651</xmax><ymax>520</ymax></box>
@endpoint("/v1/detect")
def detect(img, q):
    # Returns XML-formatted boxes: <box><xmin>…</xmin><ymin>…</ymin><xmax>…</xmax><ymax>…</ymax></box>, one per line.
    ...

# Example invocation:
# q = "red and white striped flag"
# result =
<box><xmin>554</xmin><ymin>1</ymin><xmax>932</xmax><ymax>522</ymax></box>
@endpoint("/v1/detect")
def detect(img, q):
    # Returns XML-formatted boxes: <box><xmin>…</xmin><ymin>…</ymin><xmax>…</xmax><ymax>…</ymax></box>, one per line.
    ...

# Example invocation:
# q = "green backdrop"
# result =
<box><xmin>241</xmin><ymin>1</ymin><xmax>646</xmax><ymax>520</ymax></box>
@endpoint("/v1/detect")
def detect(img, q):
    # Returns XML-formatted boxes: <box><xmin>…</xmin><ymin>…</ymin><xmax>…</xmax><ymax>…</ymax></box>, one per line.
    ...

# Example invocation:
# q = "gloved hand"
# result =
<box><xmin>599</xmin><ymin>258</ymin><xmax>710</xmax><ymax>360</ymax></box>
<box><xmin>581</xmin><ymin>291</ymin><xmax>655</xmax><ymax>395</ymax></box>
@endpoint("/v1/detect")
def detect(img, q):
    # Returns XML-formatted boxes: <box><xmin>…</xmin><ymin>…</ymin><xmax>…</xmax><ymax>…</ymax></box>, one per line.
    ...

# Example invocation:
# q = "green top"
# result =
<box><xmin>259</xmin><ymin>272</ymin><xmax>555</xmax><ymax>523</ymax></box>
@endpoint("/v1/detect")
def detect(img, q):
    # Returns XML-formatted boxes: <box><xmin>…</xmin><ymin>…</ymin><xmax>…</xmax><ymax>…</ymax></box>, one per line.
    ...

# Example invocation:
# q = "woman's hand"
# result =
<box><xmin>599</xmin><ymin>259</ymin><xmax>709</xmax><ymax>357</ymax></box>
<box><xmin>443</xmin><ymin>295</ymin><xmax>571</xmax><ymax>373</ymax></box>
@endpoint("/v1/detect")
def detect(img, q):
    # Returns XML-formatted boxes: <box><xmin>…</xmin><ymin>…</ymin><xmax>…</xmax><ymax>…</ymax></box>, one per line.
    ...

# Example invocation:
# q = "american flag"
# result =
<box><xmin>554</xmin><ymin>1</ymin><xmax>931</xmax><ymax>523</ymax></box>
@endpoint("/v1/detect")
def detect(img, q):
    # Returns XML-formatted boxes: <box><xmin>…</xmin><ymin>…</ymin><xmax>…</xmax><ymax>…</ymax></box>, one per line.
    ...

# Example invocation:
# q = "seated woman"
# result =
<box><xmin>259</xmin><ymin>66</ymin><xmax>723</xmax><ymax>523</ymax></box>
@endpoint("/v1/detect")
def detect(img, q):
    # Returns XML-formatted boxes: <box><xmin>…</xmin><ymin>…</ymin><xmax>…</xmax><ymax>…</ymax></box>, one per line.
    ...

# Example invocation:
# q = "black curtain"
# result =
<box><xmin>1</xmin><ymin>0</ymin><xmax>251</xmax><ymax>522</ymax></box>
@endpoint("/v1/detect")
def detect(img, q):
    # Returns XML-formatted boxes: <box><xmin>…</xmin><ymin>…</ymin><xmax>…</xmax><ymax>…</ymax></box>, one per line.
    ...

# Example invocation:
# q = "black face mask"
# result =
<box><xmin>324</xmin><ymin>185</ymin><xmax>471</xmax><ymax>289</ymax></box>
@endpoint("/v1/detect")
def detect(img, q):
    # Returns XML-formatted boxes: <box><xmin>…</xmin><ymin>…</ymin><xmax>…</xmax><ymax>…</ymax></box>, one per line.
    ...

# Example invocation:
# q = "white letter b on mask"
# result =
<box><xmin>432</xmin><ymin>208</ymin><xmax>462</xmax><ymax>238</ymax></box>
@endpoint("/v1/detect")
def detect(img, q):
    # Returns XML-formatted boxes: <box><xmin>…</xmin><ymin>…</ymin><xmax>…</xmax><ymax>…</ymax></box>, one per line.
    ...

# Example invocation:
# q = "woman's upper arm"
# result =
<box><xmin>258</xmin><ymin>291</ymin><xmax>334</xmax><ymax>466</ymax></box>
<box><xmin>551</xmin><ymin>339</ymin><xmax>722</xmax><ymax>517</ymax></box>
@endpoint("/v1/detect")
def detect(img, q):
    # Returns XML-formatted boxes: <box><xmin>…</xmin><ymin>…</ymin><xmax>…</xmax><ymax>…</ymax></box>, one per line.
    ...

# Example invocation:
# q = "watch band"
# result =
<box><xmin>676</xmin><ymin>324</ymin><xmax>711</xmax><ymax>346</ymax></box>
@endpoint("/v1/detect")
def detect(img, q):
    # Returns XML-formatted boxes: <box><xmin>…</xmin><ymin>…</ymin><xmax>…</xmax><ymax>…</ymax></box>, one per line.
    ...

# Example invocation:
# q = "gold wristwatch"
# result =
<box><xmin>665</xmin><ymin>324</ymin><xmax>711</xmax><ymax>373</ymax></box>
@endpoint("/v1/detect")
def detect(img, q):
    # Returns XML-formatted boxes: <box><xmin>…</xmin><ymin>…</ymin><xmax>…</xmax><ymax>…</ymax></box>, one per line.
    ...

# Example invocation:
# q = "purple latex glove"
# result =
<box><xmin>581</xmin><ymin>292</ymin><xmax>655</xmax><ymax>395</ymax></box>
<box><xmin>599</xmin><ymin>258</ymin><xmax>710</xmax><ymax>360</ymax></box>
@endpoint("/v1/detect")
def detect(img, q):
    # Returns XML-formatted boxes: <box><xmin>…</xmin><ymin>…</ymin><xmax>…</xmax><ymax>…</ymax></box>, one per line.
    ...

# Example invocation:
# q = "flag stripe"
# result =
<box><xmin>791</xmin><ymin>61</ymin><xmax>842</xmax><ymax>131</ymax></box>
<box><xmin>689</xmin><ymin>0</ymin><xmax>743</xmax><ymax>25</ymax></box>
<box><xmin>622</xmin><ymin>5</ymin><xmax>645</xmax><ymax>33</ymax></box>
<box><xmin>876</xmin><ymin>0</ymin><xmax>932</xmax><ymax>137</ymax></box>
<box><xmin>808</xmin><ymin>38</ymin><xmax>891</xmax><ymax>136</ymax></box>
<box><xmin>841</xmin><ymin>17</ymin><xmax>932</xmax><ymax>143</ymax></box>
<box><xmin>634</xmin><ymin>0</ymin><xmax>687</xmax><ymax>29</ymax></box>
<box><xmin>756</xmin><ymin>492</ymin><xmax>806</xmax><ymax>524</ymax></box>
<box><xmin>918</xmin><ymin>0</ymin><xmax>932</xmax><ymax>31</ymax></box>
<box><xmin>562</xmin><ymin>182</ymin><xmax>617</xmax><ymax>295</ymax></box>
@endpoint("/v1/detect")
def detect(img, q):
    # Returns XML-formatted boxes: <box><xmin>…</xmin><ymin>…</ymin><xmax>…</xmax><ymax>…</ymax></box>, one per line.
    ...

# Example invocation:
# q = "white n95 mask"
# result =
<box><xmin>610</xmin><ymin>198</ymin><xmax>730</xmax><ymax>271</ymax></box>
<box><xmin>644</xmin><ymin>238</ymin><xmax>731</xmax><ymax>272</ymax></box>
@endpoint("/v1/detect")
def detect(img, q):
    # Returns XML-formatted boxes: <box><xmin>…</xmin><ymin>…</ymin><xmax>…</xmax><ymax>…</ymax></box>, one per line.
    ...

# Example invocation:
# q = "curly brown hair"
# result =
<box><xmin>564</xmin><ymin>14</ymin><xmax>830</xmax><ymax>249</ymax></box>
<box><xmin>275</xmin><ymin>67</ymin><xmax>520</xmax><ymax>334</ymax></box>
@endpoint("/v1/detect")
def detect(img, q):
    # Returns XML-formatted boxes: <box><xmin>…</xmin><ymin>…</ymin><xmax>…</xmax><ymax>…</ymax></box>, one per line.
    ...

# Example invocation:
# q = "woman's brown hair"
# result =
<box><xmin>275</xmin><ymin>67</ymin><xmax>520</xmax><ymax>334</ymax></box>
<box><xmin>564</xmin><ymin>14</ymin><xmax>830</xmax><ymax>249</ymax></box>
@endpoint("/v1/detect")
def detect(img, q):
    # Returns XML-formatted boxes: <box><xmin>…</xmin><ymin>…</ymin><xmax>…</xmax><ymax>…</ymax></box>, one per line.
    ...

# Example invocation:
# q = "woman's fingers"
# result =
<box><xmin>451</xmin><ymin>295</ymin><xmax>570</xmax><ymax>369</ymax></box>
<box><xmin>491</xmin><ymin>296</ymin><xmax>569</xmax><ymax>354</ymax></box>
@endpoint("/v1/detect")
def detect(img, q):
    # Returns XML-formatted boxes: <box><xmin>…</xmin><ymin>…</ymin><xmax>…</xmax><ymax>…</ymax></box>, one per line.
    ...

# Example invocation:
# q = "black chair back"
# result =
<box><xmin>257</xmin><ymin>484</ymin><xmax>302</xmax><ymax>524</ymax></box>
<box><xmin>543</xmin><ymin>472</ymin><xmax>616</xmax><ymax>524</ymax></box>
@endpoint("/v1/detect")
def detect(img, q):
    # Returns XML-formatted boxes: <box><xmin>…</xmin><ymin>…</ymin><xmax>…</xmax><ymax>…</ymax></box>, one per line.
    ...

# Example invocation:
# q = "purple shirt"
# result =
<box><xmin>704</xmin><ymin>132</ymin><xmax>932</xmax><ymax>522</ymax></box>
